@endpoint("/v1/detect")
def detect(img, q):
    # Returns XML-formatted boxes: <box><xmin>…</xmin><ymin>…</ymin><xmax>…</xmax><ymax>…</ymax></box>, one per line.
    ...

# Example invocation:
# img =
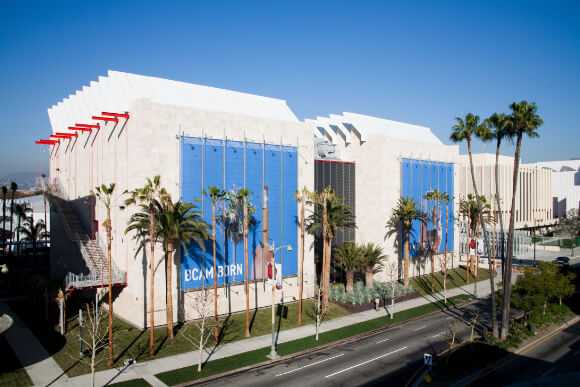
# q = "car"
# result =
<box><xmin>553</xmin><ymin>256</ymin><xmax>570</xmax><ymax>266</ymax></box>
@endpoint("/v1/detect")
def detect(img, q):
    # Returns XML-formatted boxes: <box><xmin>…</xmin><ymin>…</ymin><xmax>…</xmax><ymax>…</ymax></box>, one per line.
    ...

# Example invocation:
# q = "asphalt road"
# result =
<box><xmin>472</xmin><ymin>320</ymin><xmax>580</xmax><ymax>386</ymax></box>
<box><xmin>191</xmin><ymin>302</ymin><xmax>482</xmax><ymax>387</ymax></box>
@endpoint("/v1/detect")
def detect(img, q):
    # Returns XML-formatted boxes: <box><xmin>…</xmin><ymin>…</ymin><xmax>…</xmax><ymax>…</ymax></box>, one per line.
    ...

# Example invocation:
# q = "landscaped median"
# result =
<box><xmin>153</xmin><ymin>294</ymin><xmax>472</xmax><ymax>386</ymax></box>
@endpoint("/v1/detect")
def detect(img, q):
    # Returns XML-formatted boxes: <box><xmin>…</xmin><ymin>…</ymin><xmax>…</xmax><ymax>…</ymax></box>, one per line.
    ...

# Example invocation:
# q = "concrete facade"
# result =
<box><xmin>47</xmin><ymin>71</ymin><xmax>315</xmax><ymax>327</ymax></box>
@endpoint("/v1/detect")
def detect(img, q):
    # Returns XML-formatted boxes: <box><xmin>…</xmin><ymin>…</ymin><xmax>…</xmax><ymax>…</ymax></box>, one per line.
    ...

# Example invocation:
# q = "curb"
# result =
<box><xmin>449</xmin><ymin>314</ymin><xmax>580</xmax><ymax>387</ymax></box>
<box><xmin>173</xmin><ymin>297</ymin><xmax>476</xmax><ymax>387</ymax></box>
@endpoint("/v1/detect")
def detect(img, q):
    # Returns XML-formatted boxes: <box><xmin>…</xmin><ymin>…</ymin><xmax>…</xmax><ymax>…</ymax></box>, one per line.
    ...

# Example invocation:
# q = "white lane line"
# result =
<box><xmin>376</xmin><ymin>337</ymin><xmax>391</xmax><ymax>344</ymax></box>
<box><xmin>446</xmin><ymin>317</ymin><xmax>454</xmax><ymax>320</ymax></box>
<box><xmin>413</xmin><ymin>325</ymin><xmax>427</xmax><ymax>332</ymax></box>
<box><xmin>324</xmin><ymin>347</ymin><xmax>408</xmax><ymax>378</ymax></box>
<box><xmin>275</xmin><ymin>353</ymin><xmax>345</xmax><ymax>377</ymax></box>
<box><xmin>430</xmin><ymin>332</ymin><xmax>444</xmax><ymax>338</ymax></box>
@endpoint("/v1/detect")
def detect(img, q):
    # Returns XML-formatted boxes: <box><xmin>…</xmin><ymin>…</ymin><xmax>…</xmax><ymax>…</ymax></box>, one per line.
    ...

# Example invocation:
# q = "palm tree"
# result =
<box><xmin>239</xmin><ymin>189</ymin><xmax>254</xmax><ymax>337</ymax></box>
<box><xmin>14</xmin><ymin>203</ymin><xmax>32</xmax><ymax>255</ymax></box>
<box><xmin>41</xmin><ymin>174</ymin><xmax>48</xmax><ymax>241</ymax></box>
<box><xmin>306</xmin><ymin>187</ymin><xmax>356</xmax><ymax>313</ymax></box>
<box><xmin>206</xmin><ymin>186</ymin><xmax>224</xmax><ymax>338</ymax></box>
<box><xmin>500</xmin><ymin>101</ymin><xmax>542</xmax><ymax>340</ymax></box>
<box><xmin>95</xmin><ymin>183</ymin><xmax>115</xmax><ymax>367</ymax></box>
<box><xmin>360</xmin><ymin>242</ymin><xmax>386</xmax><ymax>288</ymax></box>
<box><xmin>158</xmin><ymin>196</ymin><xmax>208</xmax><ymax>339</ymax></box>
<box><xmin>295</xmin><ymin>188</ymin><xmax>309</xmax><ymax>325</ymax></box>
<box><xmin>9</xmin><ymin>182</ymin><xmax>17</xmax><ymax>250</ymax></box>
<box><xmin>442</xmin><ymin>193</ymin><xmax>450</xmax><ymax>303</ymax></box>
<box><xmin>1</xmin><ymin>185</ymin><xmax>7</xmax><ymax>252</ymax></box>
<box><xmin>334</xmin><ymin>242</ymin><xmax>363</xmax><ymax>293</ymax></box>
<box><xmin>124</xmin><ymin>175</ymin><xmax>168</xmax><ymax>356</ymax></box>
<box><xmin>385</xmin><ymin>197</ymin><xmax>427</xmax><ymax>287</ymax></box>
<box><xmin>450</xmin><ymin>114</ymin><xmax>494</xmax><ymax>298</ymax></box>
<box><xmin>483</xmin><ymin>113</ymin><xmax>512</xmax><ymax>271</ymax></box>
<box><xmin>18</xmin><ymin>218</ymin><xmax>48</xmax><ymax>254</ymax></box>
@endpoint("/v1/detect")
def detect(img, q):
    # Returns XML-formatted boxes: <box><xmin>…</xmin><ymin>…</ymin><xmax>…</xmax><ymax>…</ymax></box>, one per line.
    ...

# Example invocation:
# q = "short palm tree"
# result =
<box><xmin>306</xmin><ymin>187</ymin><xmax>356</xmax><ymax>312</ymax></box>
<box><xmin>334</xmin><ymin>242</ymin><xmax>363</xmax><ymax>293</ymax></box>
<box><xmin>95</xmin><ymin>183</ymin><xmax>115</xmax><ymax>367</ymax></box>
<box><xmin>424</xmin><ymin>189</ymin><xmax>448</xmax><ymax>292</ymax></box>
<box><xmin>359</xmin><ymin>242</ymin><xmax>386</xmax><ymax>288</ymax></box>
<box><xmin>18</xmin><ymin>219</ymin><xmax>48</xmax><ymax>254</ymax></box>
<box><xmin>158</xmin><ymin>196</ymin><xmax>208</xmax><ymax>339</ymax></box>
<box><xmin>14</xmin><ymin>203</ymin><xmax>32</xmax><ymax>254</ymax></box>
<box><xmin>500</xmin><ymin>101</ymin><xmax>542</xmax><ymax>340</ymax></box>
<box><xmin>385</xmin><ymin>197</ymin><xmax>427</xmax><ymax>288</ymax></box>
<box><xmin>1</xmin><ymin>185</ymin><xmax>7</xmax><ymax>251</ymax></box>
<box><xmin>124</xmin><ymin>175</ymin><xmax>168</xmax><ymax>356</ymax></box>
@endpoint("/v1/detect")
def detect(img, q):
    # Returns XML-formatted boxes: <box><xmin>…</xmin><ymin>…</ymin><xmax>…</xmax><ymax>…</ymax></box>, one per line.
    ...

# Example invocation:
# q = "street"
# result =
<box><xmin>472</xmin><ymin>321</ymin><xmax>580</xmax><ymax>386</ymax></box>
<box><xmin>190</xmin><ymin>302</ymin><xmax>483</xmax><ymax>387</ymax></box>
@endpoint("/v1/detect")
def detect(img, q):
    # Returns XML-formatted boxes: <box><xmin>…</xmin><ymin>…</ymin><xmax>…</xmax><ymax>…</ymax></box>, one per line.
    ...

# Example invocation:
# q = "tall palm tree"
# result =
<box><xmin>239</xmin><ymin>189</ymin><xmax>254</xmax><ymax>337</ymax></box>
<box><xmin>385</xmin><ymin>197</ymin><xmax>427</xmax><ymax>287</ymax></box>
<box><xmin>8</xmin><ymin>182</ymin><xmax>17</xmax><ymax>250</ymax></box>
<box><xmin>360</xmin><ymin>242</ymin><xmax>386</xmax><ymax>288</ymax></box>
<box><xmin>500</xmin><ymin>101</ymin><xmax>542</xmax><ymax>340</ymax></box>
<box><xmin>158</xmin><ymin>197</ymin><xmax>208</xmax><ymax>339</ymax></box>
<box><xmin>95</xmin><ymin>183</ymin><xmax>116</xmax><ymax>367</ymax></box>
<box><xmin>124</xmin><ymin>175</ymin><xmax>168</xmax><ymax>356</ymax></box>
<box><xmin>41</xmin><ymin>174</ymin><xmax>48</xmax><ymax>241</ymax></box>
<box><xmin>207</xmin><ymin>186</ymin><xmax>224</xmax><ymax>338</ymax></box>
<box><xmin>483</xmin><ymin>113</ymin><xmax>512</xmax><ymax>271</ymax></box>
<box><xmin>441</xmin><ymin>193</ymin><xmax>450</xmax><ymax>303</ymax></box>
<box><xmin>450</xmin><ymin>114</ymin><xmax>494</xmax><ymax>298</ymax></box>
<box><xmin>334</xmin><ymin>242</ymin><xmax>363</xmax><ymax>293</ymax></box>
<box><xmin>306</xmin><ymin>187</ymin><xmax>356</xmax><ymax>313</ymax></box>
<box><xmin>18</xmin><ymin>218</ymin><xmax>48</xmax><ymax>254</ymax></box>
<box><xmin>1</xmin><ymin>185</ymin><xmax>7</xmax><ymax>252</ymax></box>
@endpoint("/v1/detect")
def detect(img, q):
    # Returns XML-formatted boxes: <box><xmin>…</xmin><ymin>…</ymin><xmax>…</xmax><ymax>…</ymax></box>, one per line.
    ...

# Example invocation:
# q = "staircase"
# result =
<box><xmin>48</xmin><ymin>194</ymin><xmax>126</xmax><ymax>291</ymax></box>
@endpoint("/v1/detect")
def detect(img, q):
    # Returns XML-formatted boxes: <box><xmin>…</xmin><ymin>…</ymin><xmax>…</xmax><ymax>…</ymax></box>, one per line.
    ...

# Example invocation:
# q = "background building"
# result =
<box><xmin>458</xmin><ymin>154</ymin><xmax>553</xmax><ymax>229</ymax></box>
<box><xmin>525</xmin><ymin>159</ymin><xmax>580</xmax><ymax>218</ymax></box>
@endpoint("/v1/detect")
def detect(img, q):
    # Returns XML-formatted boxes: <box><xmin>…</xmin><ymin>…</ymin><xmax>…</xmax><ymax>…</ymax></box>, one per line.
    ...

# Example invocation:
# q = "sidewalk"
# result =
<box><xmin>0</xmin><ymin>302</ymin><xmax>69</xmax><ymax>387</ymax></box>
<box><xmin>42</xmin><ymin>276</ymin><xmax>498</xmax><ymax>387</ymax></box>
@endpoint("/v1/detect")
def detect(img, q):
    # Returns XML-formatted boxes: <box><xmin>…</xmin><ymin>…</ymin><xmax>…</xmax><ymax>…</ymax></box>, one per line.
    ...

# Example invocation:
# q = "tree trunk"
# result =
<box><xmin>9</xmin><ymin>192</ymin><xmax>15</xmax><ymax>249</ymax></box>
<box><xmin>166</xmin><ymin>242</ymin><xmax>175</xmax><ymax>339</ymax></box>
<box><xmin>345</xmin><ymin>271</ymin><xmax>354</xmax><ymax>293</ymax></box>
<box><xmin>243</xmin><ymin>199</ymin><xmax>250</xmax><ymax>337</ymax></box>
<box><xmin>298</xmin><ymin>196</ymin><xmax>305</xmax><ymax>325</ymax></box>
<box><xmin>494</xmin><ymin>138</ymin><xmax>506</xmax><ymax>281</ymax></box>
<box><xmin>148</xmin><ymin>211</ymin><xmax>156</xmax><ymax>357</ymax></box>
<box><xmin>403</xmin><ymin>237</ymin><xmax>410</xmax><ymax>288</ymax></box>
<box><xmin>365</xmin><ymin>269</ymin><xmax>374</xmax><ymax>289</ymax></box>
<box><xmin>501</xmin><ymin>135</ymin><xmax>523</xmax><ymax>340</ymax></box>
<box><xmin>212</xmin><ymin>204</ymin><xmax>219</xmax><ymax>340</ymax></box>
<box><xmin>321</xmin><ymin>199</ymin><xmax>330</xmax><ymax>313</ymax></box>
<box><xmin>444</xmin><ymin>205</ymin><xmax>449</xmax><ymax>304</ymax></box>
<box><xmin>107</xmin><ymin>208</ymin><xmax>113</xmax><ymax>367</ymax></box>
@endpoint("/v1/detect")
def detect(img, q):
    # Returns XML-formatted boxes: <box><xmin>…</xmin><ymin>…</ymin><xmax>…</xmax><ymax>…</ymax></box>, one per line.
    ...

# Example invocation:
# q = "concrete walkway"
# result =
<box><xmin>0</xmin><ymin>302</ymin><xmax>69</xmax><ymax>387</ymax></box>
<box><xmin>40</xmin><ymin>276</ymin><xmax>500</xmax><ymax>387</ymax></box>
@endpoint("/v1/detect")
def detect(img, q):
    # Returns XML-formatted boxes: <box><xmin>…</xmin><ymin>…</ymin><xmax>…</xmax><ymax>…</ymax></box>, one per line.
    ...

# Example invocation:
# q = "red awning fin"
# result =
<box><xmin>69</xmin><ymin>126</ymin><xmax>92</xmax><ymax>132</ymax></box>
<box><xmin>75</xmin><ymin>123</ymin><xmax>100</xmax><ymax>129</ymax></box>
<box><xmin>92</xmin><ymin>115</ymin><xmax>118</xmax><ymax>123</ymax></box>
<box><xmin>101</xmin><ymin>111</ymin><xmax>130</xmax><ymax>119</ymax></box>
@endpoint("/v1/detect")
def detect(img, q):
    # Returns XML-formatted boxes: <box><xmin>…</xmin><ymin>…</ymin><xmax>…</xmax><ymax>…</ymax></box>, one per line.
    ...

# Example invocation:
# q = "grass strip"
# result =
<box><xmin>109</xmin><ymin>378</ymin><xmax>152</xmax><ymax>387</ymax></box>
<box><xmin>156</xmin><ymin>294</ymin><xmax>471</xmax><ymax>386</ymax></box>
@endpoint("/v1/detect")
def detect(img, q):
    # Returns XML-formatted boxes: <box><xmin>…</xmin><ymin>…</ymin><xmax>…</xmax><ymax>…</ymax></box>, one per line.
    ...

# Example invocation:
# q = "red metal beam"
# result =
<box><xmin>92</xmin><ymin>115</ymin><xmax>118</xmax><ymax>123</ymax></box>
<box><xmin>75</xmin><ymin>123</ymin><xmax>100</xmax><ymax>129</ymax></box>
<box><xmin>56</xmin><ymin>132</ymin><xmax>78</xmax><ymax>137</ymax></box>
<box><xmin>69</xmin><ymin>126</ymin><xmax>92</xmax><ymax>132</ymax></box>
<box><xmin>35</xmin><ymin>139</ymin><xmax>59</xmax><ymax>144</ymax></box>
<box><xmin>101</xmin><ymin>111</ymin><xmax>130</xmax><ymax>119</ymax></box>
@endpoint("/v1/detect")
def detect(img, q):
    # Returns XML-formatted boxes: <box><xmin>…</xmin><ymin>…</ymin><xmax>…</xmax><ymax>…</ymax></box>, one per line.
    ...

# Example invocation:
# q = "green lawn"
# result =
<box><xmin>156</xmin><ymin>294</ymin><xmax>472</xmax><ymax>386</ymax></box>
<box><xmin>52</xmin><ymin>299</ymin><xmax>349</xmax><ymax>377</ymax></box>
<box><xmin>0</xmin><ymin>336</ymin><xmax>33</xmax><ymax>387</ymax></box>
<box><xmin>411</xmin><ymin>267</ymin><xmax>491</xmax><ymax>296</ymax></box>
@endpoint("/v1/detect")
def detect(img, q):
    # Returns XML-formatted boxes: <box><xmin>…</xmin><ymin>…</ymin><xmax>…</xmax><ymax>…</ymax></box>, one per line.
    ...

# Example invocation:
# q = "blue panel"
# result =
<box><xmin>282</xmin><ymin>147</ymin><xmax>298</xmax><ymax>276</ymax></box>
<box><xmin>246</xmin><ymin>142</ymin><xmax>263</xmax><ymax>281</ymax></box>
<box><xmin>265</xmin><ymin>145</ymin><xmax>282</xmax><ymax>268</ymax></box>
<box><xmin>225</xmin><ymin>140</ymin><xmax>245</xmax><ymax>285</ymax></box>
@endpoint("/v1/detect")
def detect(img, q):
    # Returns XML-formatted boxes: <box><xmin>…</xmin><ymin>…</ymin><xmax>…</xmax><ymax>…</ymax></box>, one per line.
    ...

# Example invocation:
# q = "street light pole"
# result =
<box><xmin>268</xmin><ymin>241</ymin><xmax>292</xmax><ymax>360</ymax></box>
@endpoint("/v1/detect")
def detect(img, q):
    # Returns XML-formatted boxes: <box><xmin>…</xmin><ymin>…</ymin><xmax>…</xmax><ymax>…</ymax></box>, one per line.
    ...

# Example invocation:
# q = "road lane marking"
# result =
<box><xmin>430</xmin><ymin>332</ymin><xmax>444</xmax><ymax>338</ymax></box>
<box><xmin>412</xmin><ymin>325</ymin><xmax>427</xmax><ymax>332</ymax></box>
<box><xmin>324</xmin><ymin>347</ymin><xmax>408</xmax><ymax>378</ymax></box>
<box><xmin>275</xmin><ymin>353</ymin><xmax>345</xmax><ymax>377</ymax></box>
<box><xmin>376</xmin><ymin>337</ymin><xmax>391</xmax><ymax>344</ymax></box>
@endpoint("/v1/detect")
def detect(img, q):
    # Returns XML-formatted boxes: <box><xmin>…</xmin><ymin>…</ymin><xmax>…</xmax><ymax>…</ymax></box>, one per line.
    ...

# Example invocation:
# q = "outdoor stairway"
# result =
<box><xmin>48</xmin><ymin>194</ymin><xmax>126</xmax><ymax>291</ymax></box>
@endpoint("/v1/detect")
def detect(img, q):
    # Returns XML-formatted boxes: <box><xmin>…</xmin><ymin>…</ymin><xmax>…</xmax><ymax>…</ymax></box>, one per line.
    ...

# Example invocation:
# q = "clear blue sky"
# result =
<box><xmin>1</xmin><ymin>0</ymin><xmax>579</xmax><ymax>176</ymax></box>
